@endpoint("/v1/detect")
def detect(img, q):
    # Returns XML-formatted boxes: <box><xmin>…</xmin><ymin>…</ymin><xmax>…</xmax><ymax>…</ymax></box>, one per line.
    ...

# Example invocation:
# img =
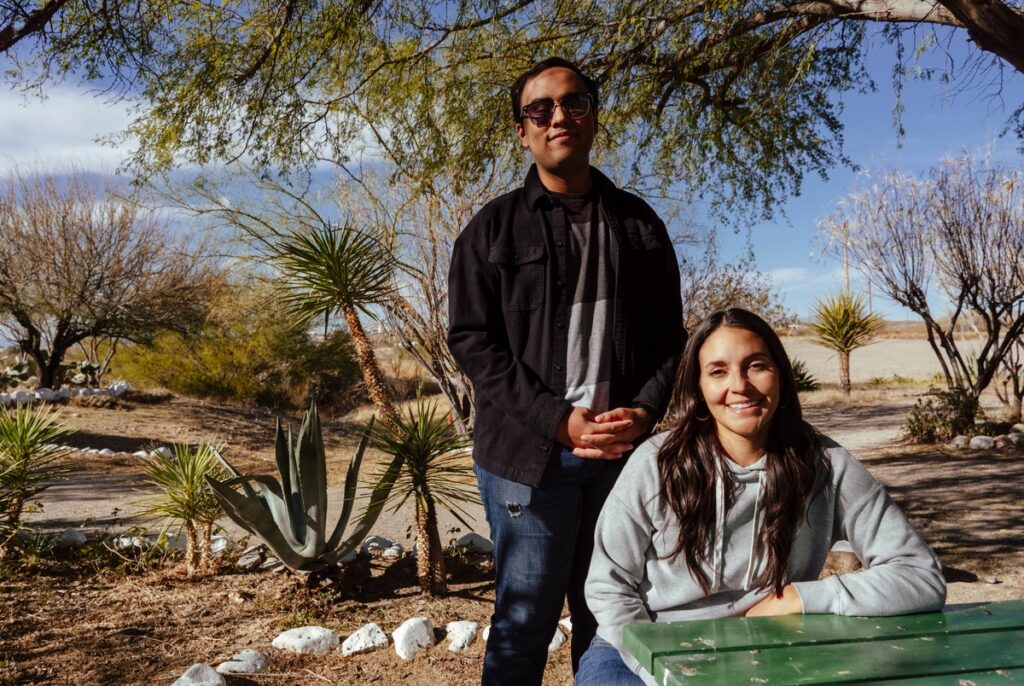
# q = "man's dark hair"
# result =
<box><xmin>510</xmin><ymin>57</ymin><xmax>599</xmax><ymax>123</ymax></box>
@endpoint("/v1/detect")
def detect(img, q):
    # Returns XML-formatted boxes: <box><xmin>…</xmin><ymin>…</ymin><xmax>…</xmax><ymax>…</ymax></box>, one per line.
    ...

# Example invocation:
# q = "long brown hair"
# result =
<box><xmin>657</xmin><ymin>308</ymin><xmax>829</xmax><ymax>596</ymax></box>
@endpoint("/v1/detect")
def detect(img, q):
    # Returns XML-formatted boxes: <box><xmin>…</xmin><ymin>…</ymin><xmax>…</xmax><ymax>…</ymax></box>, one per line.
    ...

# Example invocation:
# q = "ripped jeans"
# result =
<box><xmin>475</xmin><ymin>449</ymin><xmax>626</xmax><ymax>685</ymax></box>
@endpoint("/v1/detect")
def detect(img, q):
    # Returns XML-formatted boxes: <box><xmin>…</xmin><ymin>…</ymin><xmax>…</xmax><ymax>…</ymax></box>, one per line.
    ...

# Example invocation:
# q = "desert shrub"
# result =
<box><xmin>115</xmin><ymin>286</ymin><xmax>361</xmax><ymax>409</ymax></box>
<box><xmin>791</xmin><ymin>358</ymin><xmax>819</xmax><ymax>392</ymax></box>
<box><xmin>135</xmin><ymin>443</ymin><xmax>228</xmax><ymax>576</ymax></box>
<box><xmin>904</xmin><ymin>387</ymin><xmax>978</xmax><ymax>444</ymax></box>
<box><xmin>0</xmin><ymin>405</ymin><xmax>72</xmax><ymax>556</ymax></box>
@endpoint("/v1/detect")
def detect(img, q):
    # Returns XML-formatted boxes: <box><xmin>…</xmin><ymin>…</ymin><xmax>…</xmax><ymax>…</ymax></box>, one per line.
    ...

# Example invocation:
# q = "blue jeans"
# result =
<box><xmin>576</xmin><ymin>637</ymin><xmax>645</xmax><ymax>686</ymax></box>
<box><xmin>476</xmin><ymin>448</ymin><xmax>625</xmax><ymax>686</ymax></box>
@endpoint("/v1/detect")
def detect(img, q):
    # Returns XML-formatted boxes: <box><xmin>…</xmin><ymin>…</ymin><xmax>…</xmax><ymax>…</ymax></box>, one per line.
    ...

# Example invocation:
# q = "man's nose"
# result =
<box><xmin>550</xmin><ymin>101</ymin><xmax>568</xmax><ymax>126</ymax></box>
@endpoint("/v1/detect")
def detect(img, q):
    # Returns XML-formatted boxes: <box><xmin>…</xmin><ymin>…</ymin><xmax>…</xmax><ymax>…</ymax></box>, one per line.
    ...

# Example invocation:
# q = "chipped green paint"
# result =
<box><xmin>623</xmin><ymin>602</ymin><xmax>1024</xmax><ymax>685</ymax></box>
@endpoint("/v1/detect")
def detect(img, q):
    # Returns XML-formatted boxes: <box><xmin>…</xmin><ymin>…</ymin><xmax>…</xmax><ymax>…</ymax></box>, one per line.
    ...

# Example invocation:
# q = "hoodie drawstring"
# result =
<box><xmin>711</xmin><ymin>461</ymin><xmax>726</xmax><ymax>592</ymax></box>
<box><xmin>743</xmin><ymin>470</ymin><xmax>765</xmax><ymax>591</ymax></box>
<box><xmin>710</xmin><ymin>462</ymin><xmax>765</xmax><ymax>593</ymax></box>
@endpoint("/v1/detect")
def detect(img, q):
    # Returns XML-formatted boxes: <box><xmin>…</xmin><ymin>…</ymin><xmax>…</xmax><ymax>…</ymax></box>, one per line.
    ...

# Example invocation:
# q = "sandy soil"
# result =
<box><xmin>4</xmin><ymin>337</ymin><xmax>1023</xmax><ymax>685</ymax></box>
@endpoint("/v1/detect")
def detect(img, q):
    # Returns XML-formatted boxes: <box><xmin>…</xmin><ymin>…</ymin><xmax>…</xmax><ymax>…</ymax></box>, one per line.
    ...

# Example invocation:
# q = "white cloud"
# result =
<box><xmin>0</xmin><ymin>84</ymin><xmax>136</xmax><ymax>173</ymax></box>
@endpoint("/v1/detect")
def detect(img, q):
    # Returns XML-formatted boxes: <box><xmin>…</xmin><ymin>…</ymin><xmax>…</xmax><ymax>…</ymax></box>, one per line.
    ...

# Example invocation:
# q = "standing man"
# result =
<box><xmin>447</xmin><ymin>57</ymin><xmax>684</xmax><ymax>685</ymax></box>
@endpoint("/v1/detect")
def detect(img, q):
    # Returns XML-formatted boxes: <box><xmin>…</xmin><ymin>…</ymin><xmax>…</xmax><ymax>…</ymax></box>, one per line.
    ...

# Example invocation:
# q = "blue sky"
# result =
<box><xmin>1</xmin><ymin>28</ymin><xmax>1021</xmax><ymax>321</ymax></box>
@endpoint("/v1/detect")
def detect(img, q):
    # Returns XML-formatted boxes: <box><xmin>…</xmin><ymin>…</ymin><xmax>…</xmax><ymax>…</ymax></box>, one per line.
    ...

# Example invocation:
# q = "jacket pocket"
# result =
<box><xmin>488</xmin><ymin>243</ymin><xmax>547</xmax><ymax>311</ymax></box>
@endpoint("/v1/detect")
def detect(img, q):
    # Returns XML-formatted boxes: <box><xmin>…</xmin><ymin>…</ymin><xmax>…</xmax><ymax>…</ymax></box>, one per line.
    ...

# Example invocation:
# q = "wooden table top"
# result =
<box><xmin>623</xmin><ymin>600</ymin><xmax>1024</xmax><ymax>685</ymax></box>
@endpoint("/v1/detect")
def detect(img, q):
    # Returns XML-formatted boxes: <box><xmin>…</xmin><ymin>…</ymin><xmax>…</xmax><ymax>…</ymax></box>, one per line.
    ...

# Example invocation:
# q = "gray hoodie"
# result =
<box><xmin>585</xmin><ymin>433</ymin><xmax>946</xmax><ymax>685</ymax></box>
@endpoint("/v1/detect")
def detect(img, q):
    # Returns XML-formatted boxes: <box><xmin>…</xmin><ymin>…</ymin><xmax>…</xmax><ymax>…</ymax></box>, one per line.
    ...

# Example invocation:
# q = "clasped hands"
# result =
<box><xmin>555</xmin><ymin>405</ymin><xmax>651</xmax><ymax>459</ymax></box>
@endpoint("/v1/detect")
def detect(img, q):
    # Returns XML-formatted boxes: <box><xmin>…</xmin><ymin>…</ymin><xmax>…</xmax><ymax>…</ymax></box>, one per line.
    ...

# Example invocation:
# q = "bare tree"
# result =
<box><xmin>821</xmin><ymin>153</ymin><xmax>1024</xmax><ymax>410</ymax></box>
<box><xmin>0</xmin><ymin>167</ymin><xmax>220</xmax><ymax>389</ymax></box>
<box><xmin>678</xmin><ymin>235</ymin><xmax>796</xmax><ymax>332</ymax></box>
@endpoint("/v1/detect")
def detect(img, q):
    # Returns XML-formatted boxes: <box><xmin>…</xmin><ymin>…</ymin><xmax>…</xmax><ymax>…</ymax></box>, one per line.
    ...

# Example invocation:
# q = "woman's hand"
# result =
<box><xmin>744</xmin><ymin>585</ymin><xmax>804</xmax><ymax>617</ymax></box>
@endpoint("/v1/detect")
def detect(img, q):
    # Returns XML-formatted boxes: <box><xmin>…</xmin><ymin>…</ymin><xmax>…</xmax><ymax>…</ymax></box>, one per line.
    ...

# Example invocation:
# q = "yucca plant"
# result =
<box><xmin>810</xmin><ymin>293</ymin><xmax>883</xmax><ymax>395</ymax></box>
<box><xmin>267</xmin><ymin>221</ymin><xmax>402</xmax><ymax>430</ymax></box>
<box><xmin>0</xmin><ymin>404</ymin><xmax>71</xmax><ymax>556</ymax></box>
<box><xmin>135</xmin><ymin>443</ymin><xmax>229</xmax><ymax>575</ymax></box>
<box><xmin>372</xmin><ymin>402</ymin><xmax>476</xmax><ymax>596</ymax></box>
<box><xmin>206</xmin><ymin>403</ymin><xmax>404</xmax><ymax>573</ymax></box>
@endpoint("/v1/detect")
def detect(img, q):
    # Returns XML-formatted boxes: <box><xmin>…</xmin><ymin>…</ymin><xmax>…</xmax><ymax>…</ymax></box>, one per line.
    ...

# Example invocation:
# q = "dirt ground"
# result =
<box><xmin>3</xmin><ymin>338</ymin><xmax>1024</xmax><ymax>685</ymax></box>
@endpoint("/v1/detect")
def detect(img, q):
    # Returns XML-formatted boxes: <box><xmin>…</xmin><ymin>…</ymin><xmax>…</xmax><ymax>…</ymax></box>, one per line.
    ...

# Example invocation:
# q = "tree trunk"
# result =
<box><xmin>415</xmin><ymin>496</ymin><xmax>447</xmax><ymax>596</ymax></box>
<box><xmin>185</xmin><ymin>523</ymin><xmax>199</xmax><ymax>577</ymax></box>
<box><xmin>341</xmin><ymin>304</ymin><xmax>401</xmax><ymax>431</ymax></box>
<box><xmin>839</xmin><ymin>351</ymin><xmax>851</xmax><ymax>395</ymax></box>
<box><xmin>939</xmin><ymin>0</ymin><xmax>1024</xmax><ymax>74</ymax></box>
<box><xmin>199</xmin><ymin>522</ymin><xmax>213</xmax><ymax>572</ymax></box>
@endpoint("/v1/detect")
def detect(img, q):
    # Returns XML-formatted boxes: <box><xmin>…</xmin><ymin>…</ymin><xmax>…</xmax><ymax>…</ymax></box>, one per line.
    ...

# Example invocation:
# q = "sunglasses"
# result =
<box><xmin>520</xmin><ymin>93</ymin><xmax>592</xmax><ymax>126</ymax></box>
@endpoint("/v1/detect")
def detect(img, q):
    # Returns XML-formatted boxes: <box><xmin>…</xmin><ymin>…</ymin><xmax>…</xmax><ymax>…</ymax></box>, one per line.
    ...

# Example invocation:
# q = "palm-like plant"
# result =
<box><xmin>269</xmin><ymin>221</ymin><xmax>402</xmax><ymax>430</ymax></box>
<box><xmin>0</xmin><ymin>404</ymin><xmax>71</xmax><ymax>555</ymax></box>
<box><xmin>135</xmin><ymin>443</ymin><xmax>229</xmax><ymax>575</ymax></box>
<box><xmin>810</xmin><ymin>293</ymin><xmax>883</xmax><ymax>395</ymax></box>
<box><xmin>207</xmin><ymin>403</ymin><xmax>405</xmax><ymax>573</ymax></box>
<box><xmin>372</xmin><ymin>402</ymin><xmax>476</xmax><ymax>596</ymax></box>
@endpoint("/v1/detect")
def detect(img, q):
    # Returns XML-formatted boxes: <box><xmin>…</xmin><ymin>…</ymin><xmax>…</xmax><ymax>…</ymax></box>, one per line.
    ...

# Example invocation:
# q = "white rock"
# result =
<box><xmin>93</xmin><ymin>388</ymin><xmax>112</xmax><ymax>397</ymax></box>
<box><xmin>969</xmin><ymin>436</ymin><xmax>996</xmax><ymax>450</ymax></box>
<box><xmin>271</xmin><ymin>626</ymin><xmax>339</xmax><ymax>655</ymax></box>
<box><xmin>54</xmin><ymin>388</ymin><xmax>71</xmax><ymax>400</ymax></box>
<box><xmin>54</xmin><ymin>528</ymin><xmax>88</xmax><ymax>549</ymax></box>
<box><xmin>392</xmin><ymin>617</ymin><xmax>434</xmax><ymax>659</ymax></box>
<box><xmin>151</xmin><ymin>446</ymin><xmax>173</xmax><ymax>458</ymax></box>
<box><xmin>948</xmin><ymin>435</ymin><xmax>971</xmax><ymax>449</ymax></box>
<box><xmin>98</xmin><ymin>448</ymin><xmax>115</xmax><ymax>456</ymax></box>
<box><xmin>86</xmin><ymin>448</ymin><xmax>100</xmax><ymax>455</ymax></box>
<box><xmin>1012</xmin><ymin>423</ymin><xmax>1024</xmax><ymax>433</ymax></box>
<box><xmin>994</xmin><ymin>435</ymin><xmax>1015</xmax><ymax>450</ymax></box>
<box><xmin>35</xmin><ymin>388</ymin><xmax>57</xmax><ymax>402</ymax></box>
<box><xmin>341</xmin><ymin>622</ymin><xmax>389</xmax><ymax>656</ymax></box>
<box><xmin>209</xmin><ymin>536</ymin><xmax>229</xmax><ymax>555</ymax></box>
<box><xmin>456</xmin><ymin>532</ymin><xmax>494</xmax><ymax>553</ymax></box>
<box><xmin>111</xmin><ymin>534</ymin><xmax>148</xmax><ymax>551</ymax></box>
<box><xmin>548</xmin><ymin>627</ymin><xmax>566</xmax><ymax>652</ymax></box>
<box><xmin>132</xmin><ymin>450</ymin><xmax>150</xmax><ymax>458</ymax></box>
<box><xmin>1007</xmin><ymin>432</ymin><xmax>1024</xmax><ymax>447</ymax></box>
<box><xmin>13</xmin><ymin>390</ymin><xmax>35</xmax><ymax>404</ymax></box>
<box><xmin>172</xmin><ymin>663</ymin><xmax>225</xmax><ymax>686</ymax></box>
<box><xmin>482</xmin><ymin>625</ymin><xmax>490</xmax><ymax>641</ymax></box>
<box><xmin>236</xmin><ymin>545</ymin><xmax>265</xmax><ymax>571</ymax></box>
<box><xmin>215</xmin><ymin>649</ymin><xmax>267</xmax><ymax>675</ymax></box>
<box><xmin>360</xmin><ymin>535</ymin><xmax>393</xmax><ymax>555</ymax></box>
<box><xmin>110</xmin><ymin>380</ymin><xmax>131</xmax><ymax>396</ymax></box>
<box><xmin>381</xmin><ymin>544</ymin><xmax>404</xmax><ymax>560</ymax></box>
<box><xmin>445</xmin><ymin>621</ymin><xmax>478</xmax><ymax>652</ymax></box>
<box><xmin>76</xmin><ymin>387</ymin><xmax>93</xmax><ymax>396</ymax></box>
<box><xmin>558</xmin><ymin>616</ymin><xmax>572</xmax><ymax>635</ymax></box>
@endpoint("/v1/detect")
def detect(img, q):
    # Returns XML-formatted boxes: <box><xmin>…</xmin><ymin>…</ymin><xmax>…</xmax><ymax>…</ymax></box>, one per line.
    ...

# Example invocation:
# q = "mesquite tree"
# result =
<box><xmin>0</xmin><ymin>168</ymin><xmax>219</xmax><ymax>389</ymax></box>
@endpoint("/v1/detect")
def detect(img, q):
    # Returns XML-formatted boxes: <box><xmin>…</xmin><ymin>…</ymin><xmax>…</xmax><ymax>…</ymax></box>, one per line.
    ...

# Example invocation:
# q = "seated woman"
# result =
<box><xmin>577</xmin><ymin>308</ymin><xmax>946</xmax><ymax>686</ymax></box>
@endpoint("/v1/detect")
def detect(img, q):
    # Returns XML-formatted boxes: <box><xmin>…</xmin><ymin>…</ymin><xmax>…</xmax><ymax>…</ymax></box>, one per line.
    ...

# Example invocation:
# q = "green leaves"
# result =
<box><xmin>270</xmin><ymin>221</ymin><xmax>397</xmax><ymax>324</ymax></box>
<box><xmin>135</xmin><ymin>443</ymin><xmax>228</xmax><ymax>535</ymax></box>
<box><xmin>0</xmin><ymin>403</ymin><xmax>71</xmax><ymax>532</ymax></box>
<box><xmin>370</xmin><ymin>401</ymin><xmax>477</xmax><ymax>529</ymax></box>
<box><xmin>810</xmin><ymin>292</ymin><xmax>882</xmax><ymax>354</ymax></box>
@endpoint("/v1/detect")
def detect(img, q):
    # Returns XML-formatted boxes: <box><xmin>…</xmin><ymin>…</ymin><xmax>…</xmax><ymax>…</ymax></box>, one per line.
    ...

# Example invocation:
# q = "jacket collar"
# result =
<box><xmin>523</xmin><ymin>164</ymin><xmax>616</xmax><ymax>208</ymax></box>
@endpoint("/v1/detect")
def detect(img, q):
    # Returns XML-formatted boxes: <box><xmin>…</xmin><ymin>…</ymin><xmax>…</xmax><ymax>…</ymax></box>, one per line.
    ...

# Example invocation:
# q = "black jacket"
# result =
<box><xmin>447</xmin><ymin>166</ymin><xmax>685</xmax><ymax>486</ymax></box>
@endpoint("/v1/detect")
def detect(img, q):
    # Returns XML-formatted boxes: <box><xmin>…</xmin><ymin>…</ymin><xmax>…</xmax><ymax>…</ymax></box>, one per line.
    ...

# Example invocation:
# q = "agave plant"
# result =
<box><xmin>206</xmin><ymin>403</ymin><xmax>403</xmax><ymax>573</ymax></box>
<box><xmin>0</xmin><ymin>404</ymin><xmax>71</xmax><ymax>555</ymax></box>
<box><xmin>135</xmin><ymin>442</ymin><xmax>229</xmax><ymax>575</ymax></box>
<box><xmin>372</xmin><ymin>402</ymin><xmax>476</xmax><ymax>596</ymax></box>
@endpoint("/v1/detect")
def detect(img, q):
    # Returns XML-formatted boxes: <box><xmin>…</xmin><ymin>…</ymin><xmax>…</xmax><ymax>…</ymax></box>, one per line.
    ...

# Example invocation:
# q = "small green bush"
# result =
<box><xmin>904</xmin><ymin>387</ymin><xmax>978</xmax><ymax>444</ymax></box>
<box><xmin>115</xmin><ymin>286</ymin><xmax>361</xmax><ymax>410</ymax></box>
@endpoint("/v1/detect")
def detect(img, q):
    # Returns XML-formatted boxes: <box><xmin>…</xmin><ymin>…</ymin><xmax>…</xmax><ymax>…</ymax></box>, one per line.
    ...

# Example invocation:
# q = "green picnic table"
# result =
<box><xmin>623</xmin><ymin>600</ymin><xmax>1024</xmax><ymax>685</ymax></box>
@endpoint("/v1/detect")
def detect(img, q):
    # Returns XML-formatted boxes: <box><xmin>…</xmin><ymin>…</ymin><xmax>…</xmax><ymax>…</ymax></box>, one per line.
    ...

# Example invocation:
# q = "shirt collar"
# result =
<box><xmin>523</xmin><ymin>164</ymin><xmax>615</xmax><ymax>209</ymax></box>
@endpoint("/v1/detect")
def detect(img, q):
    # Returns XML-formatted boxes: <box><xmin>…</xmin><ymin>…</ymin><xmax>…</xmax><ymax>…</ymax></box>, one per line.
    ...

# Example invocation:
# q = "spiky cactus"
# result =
<box><xmin>206</xmin><ymin>403</ymin><xmax>402</xmax><ymax>572</ymax></box>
